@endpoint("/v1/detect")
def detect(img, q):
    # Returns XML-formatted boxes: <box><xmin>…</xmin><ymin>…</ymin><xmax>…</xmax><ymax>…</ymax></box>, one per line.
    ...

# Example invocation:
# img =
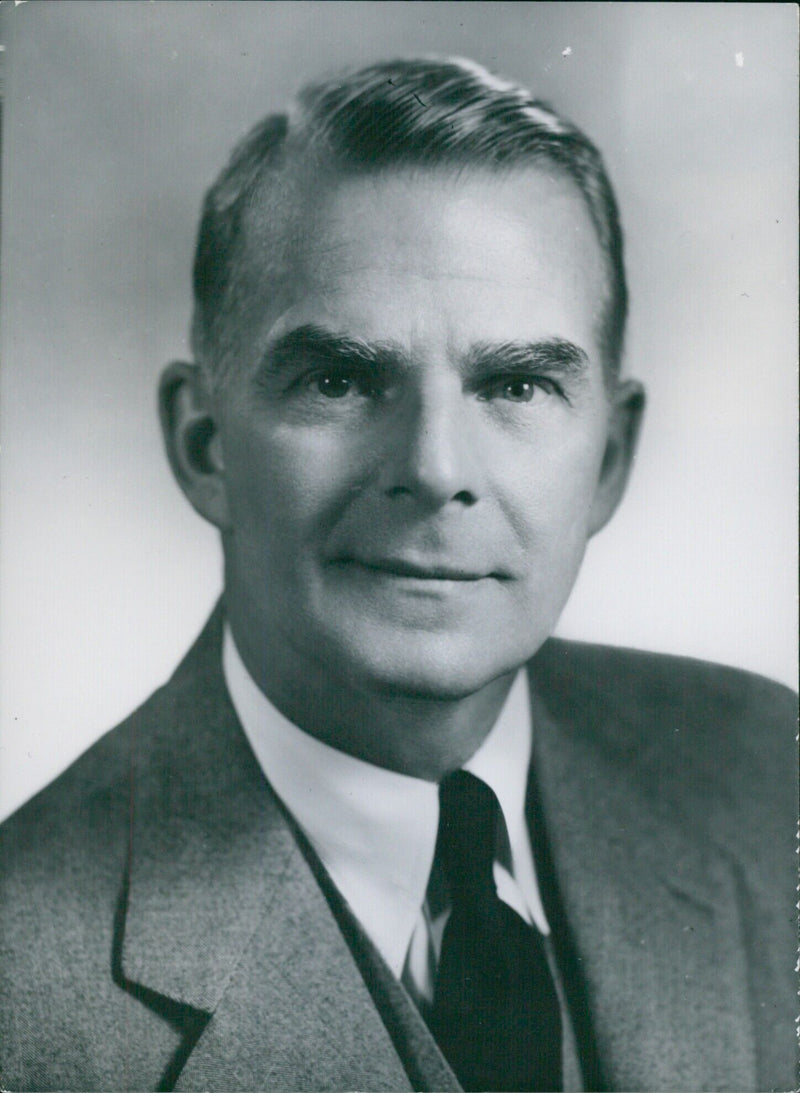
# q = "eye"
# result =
<box><xmin>500</xmin><ymin>377</ymin><xmax>536</xmax><ymax>403</ymax></box>
<box><xmin>299</xmin><ymin>366</ymin><xmax>391</xmax><ymax>403</ymax></box>
<box><xmin>478</xmin><ymin>375</ymin><xmax>558</xmax><ymax>403</ymax></box>
<box><xmin>313</xmin><ymin>372</ymin><xmax>354</xmax><ymax>399</ymax></box>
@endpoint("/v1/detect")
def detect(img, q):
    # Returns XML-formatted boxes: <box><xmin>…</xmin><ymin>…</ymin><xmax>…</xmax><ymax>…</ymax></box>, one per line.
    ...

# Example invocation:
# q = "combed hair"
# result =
<box><xmin>192</xmin><ymin>57</ymin><xmax>627</xmax><ymax>385</ymax></box>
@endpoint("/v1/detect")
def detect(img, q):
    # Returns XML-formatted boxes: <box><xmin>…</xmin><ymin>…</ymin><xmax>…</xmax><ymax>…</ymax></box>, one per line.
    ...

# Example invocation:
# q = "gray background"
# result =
<box><xmin>1</xmin><ymin>1</ymin><xmax>797</xmax><ymax>820</ymax></box>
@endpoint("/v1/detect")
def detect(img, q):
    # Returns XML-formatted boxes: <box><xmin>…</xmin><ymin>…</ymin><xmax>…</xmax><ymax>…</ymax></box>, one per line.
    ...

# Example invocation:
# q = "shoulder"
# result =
<box><xmin>0</xmin><ymin>680</ymin><xmax>166</xmax><ymax>935</ymax></box>
<box><xmin>0</xmin><ymin>611</ymin><xmax>227</xmax><ymax>1083</ymax></box>
<box><xmin>530</xmin><ymin>637</ymin><xmax>796</xmax><ymax>738</ymax></box>
<box><xmin>0</xmin><ymin>681</ymin><xmax>163</xmax><ymax>1062</ymax></box>
<box><xmin>529</xmin><ymin>637</ymin><xmax>796</xmax><ymax>777</ymax></box>
<box><xmin>0</xmin><ymin>609</ymin><xmax>225</xmax><ymax>904</ymax></box>
<box><xmin>529</xmin><ymin>638</ymin><xmax>796</xmax><ymax>856</ymax></box>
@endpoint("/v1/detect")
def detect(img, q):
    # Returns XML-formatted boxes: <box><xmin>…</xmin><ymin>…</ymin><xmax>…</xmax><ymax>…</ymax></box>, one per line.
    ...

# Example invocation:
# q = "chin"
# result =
<box><xmin>322</xmin><ymin>627</ymin><xmax>537</xmax><ymax>701</ymax></box>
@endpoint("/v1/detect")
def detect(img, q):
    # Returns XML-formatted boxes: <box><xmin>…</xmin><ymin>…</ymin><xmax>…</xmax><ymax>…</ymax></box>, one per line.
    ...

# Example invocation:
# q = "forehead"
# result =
<box><xmin>243</xmin><ymin>166</ymin><xmax>609</xmax><ymax>362</ymax></box>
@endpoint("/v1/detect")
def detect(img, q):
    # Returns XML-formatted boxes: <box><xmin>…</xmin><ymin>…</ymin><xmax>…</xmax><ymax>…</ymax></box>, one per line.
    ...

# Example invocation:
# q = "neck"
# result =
<box><xmin>227</xmin><ymin>619</ymin><xmax>518</xmax><ymax>783</ymax></box>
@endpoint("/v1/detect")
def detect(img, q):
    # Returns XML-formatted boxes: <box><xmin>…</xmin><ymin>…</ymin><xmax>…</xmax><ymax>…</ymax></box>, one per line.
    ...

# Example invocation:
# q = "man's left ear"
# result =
<box><xmin>587</xmin><ymin>378</ymin><xmax>646</xmax><ymax>537</ymax></box>
<box><xmin>158</xmin><ymin>361</ymin><xmax>232</xmax><ymax>531</ymax></box>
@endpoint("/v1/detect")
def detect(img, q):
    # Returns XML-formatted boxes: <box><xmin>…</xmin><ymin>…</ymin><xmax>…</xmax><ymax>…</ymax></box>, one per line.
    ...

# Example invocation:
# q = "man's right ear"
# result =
<box><xmin>158</xmin><ymin>361</ymin><xmax>231</xmax><ymax>530</ymax></box>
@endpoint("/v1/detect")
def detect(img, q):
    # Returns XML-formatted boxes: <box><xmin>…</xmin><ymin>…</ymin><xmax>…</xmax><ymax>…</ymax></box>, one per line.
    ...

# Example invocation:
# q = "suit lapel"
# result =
<box><xmin>119</xmin><ymin>611</ymin><xmax>412</xmax><ymax>1091</ymax></box>
<box><xmin>527</xmin><ymin>646</ymin><xmax>756</xmax><ymax>1092</ymax></box>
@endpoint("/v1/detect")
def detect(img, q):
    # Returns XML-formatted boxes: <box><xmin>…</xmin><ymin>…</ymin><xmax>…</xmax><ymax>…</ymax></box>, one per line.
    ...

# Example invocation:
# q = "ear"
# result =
<box><xmin>158</xmin><ymin>361</ymin><xmax>231</xmax><ymax>530</ymax></box>
<box><xmin>587</xmin><ymin>378</ymin><xmax>646</xmax><ymax>537</ymax></box>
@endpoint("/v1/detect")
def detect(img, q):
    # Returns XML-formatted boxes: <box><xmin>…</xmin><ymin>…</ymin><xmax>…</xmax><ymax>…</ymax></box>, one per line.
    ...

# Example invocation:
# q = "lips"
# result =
<box><xmin>332</xmin><ymin>557</ymin><xmax>505</xmax><ymax>581</ymax></box>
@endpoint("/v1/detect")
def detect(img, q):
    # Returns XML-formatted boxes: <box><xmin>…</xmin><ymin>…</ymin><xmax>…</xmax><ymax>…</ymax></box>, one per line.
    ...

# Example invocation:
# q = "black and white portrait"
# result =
<box><xmin>0</xmin><ymin>4</ymin><xmax>796</xmax><ymax>1090</ymax></box>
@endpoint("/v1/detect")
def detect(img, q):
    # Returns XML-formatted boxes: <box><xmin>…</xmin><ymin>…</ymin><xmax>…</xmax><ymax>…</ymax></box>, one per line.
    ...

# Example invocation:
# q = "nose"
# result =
<box><xmin>378</xmin><ymin>377</ymin><xmax>482</xmax><ymax>508</ymax></box>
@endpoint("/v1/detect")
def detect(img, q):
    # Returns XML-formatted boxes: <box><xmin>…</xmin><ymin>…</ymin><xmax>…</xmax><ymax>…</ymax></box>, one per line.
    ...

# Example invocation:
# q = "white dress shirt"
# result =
<box><xmin>222</xmin><ymin>626</ymin><xmax>549</xmax><ymax>1004</ymax></box>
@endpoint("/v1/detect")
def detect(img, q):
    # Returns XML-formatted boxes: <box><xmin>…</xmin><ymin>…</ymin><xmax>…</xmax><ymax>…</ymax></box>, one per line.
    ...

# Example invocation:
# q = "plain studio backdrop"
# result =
<box><xmin>0</xmin><ymin>2</ymin><xmax>796</xmax><ymax>822</ymax></box>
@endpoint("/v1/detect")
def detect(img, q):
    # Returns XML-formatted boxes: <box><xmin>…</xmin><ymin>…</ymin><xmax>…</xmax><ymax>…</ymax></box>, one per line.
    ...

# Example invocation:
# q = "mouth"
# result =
<box><xmin>331</xmin><ymin>557</ymin><xmax>506</xmax><ymax>581</ymax></box>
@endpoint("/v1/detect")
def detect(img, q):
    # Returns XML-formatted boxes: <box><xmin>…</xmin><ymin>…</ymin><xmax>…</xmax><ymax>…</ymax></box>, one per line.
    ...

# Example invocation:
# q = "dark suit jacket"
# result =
<box><xmin>0</xmin><ymin>609</ymin><xmax>796</xmax><ymax>1091</ymax></box>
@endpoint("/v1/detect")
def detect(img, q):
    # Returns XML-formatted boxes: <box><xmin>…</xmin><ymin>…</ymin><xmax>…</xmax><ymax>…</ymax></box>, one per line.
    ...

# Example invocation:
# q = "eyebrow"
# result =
<box><xmin>463</xmin><ymin>338</ymin><xmax>589</xmax><ymax>381</ymax></box>
<box><xmin>262</xmin><ymin>325</ymin><xmax>404</xmax><ymax>376</ymax></box>
<box><xmin>261</xmin><ymin>323</ymin><xmax>589</xmax><ymax>382</ymax></box>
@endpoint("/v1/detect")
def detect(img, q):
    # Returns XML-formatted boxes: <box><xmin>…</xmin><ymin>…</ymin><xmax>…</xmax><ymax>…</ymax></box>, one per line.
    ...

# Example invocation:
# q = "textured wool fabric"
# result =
<box><xmin>0</xmin><ymin>606</ymin><xmax>796</xmax><ymax>1090</ymax></box>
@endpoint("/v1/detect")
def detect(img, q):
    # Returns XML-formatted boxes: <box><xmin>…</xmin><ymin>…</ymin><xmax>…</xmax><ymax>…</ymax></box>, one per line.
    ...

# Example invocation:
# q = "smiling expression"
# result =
<box><xmin>210</xmin><ymin>167</ymin><xmax>633</xmax><ymax>701</ymax></box>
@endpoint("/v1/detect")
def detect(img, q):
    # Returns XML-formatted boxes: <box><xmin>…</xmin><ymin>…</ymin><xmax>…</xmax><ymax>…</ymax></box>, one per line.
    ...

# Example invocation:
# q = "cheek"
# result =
<box><xmin>224</xmin><ymin>421</ymin><xmax>364</xmax><ymax>546</ymax></box>
<box><xmin>500</xmin><ymin>434</ymin><xmax>605</xmax><ymax>645</ymax></box>
<box><xmin>498</xmin><ymin>420</ymin><xmax>607</xmax><ymax>553</ymax></box>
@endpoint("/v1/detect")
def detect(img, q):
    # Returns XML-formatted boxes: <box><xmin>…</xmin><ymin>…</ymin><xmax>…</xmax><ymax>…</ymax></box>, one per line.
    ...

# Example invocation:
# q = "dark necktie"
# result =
<box><xmin>428</xmin><ymin>770</ymin><xmax>563</xmax><ymax>1092</ymax></box>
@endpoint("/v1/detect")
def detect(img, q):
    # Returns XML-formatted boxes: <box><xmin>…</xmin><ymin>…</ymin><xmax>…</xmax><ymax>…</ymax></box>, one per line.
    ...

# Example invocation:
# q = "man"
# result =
<box><xmin>0</xmin><ymin>56</ymin><xmax>795</xmax><ymax>1092</ymax></box>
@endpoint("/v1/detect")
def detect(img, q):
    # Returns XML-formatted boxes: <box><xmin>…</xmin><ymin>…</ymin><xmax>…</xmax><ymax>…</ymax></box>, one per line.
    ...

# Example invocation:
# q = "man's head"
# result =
<box><xmin>161</xmin><ymin>57</ymin><xmax>644</xmax><ymax>722</ymax></box>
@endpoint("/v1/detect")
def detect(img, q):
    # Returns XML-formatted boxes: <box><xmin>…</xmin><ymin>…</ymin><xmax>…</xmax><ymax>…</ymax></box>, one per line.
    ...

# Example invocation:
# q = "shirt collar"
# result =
<box><xmin>222</xmin><ymin>625</ymin><xmax>533</xmax><ymax>976</ymax></box>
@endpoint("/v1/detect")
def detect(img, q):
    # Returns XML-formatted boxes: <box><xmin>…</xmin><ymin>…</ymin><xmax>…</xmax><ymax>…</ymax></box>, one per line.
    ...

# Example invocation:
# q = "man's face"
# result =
<box><xmin>212</xmin><ymin>168</ymin><xmax>632</xmax><ymax>700</ymax></box>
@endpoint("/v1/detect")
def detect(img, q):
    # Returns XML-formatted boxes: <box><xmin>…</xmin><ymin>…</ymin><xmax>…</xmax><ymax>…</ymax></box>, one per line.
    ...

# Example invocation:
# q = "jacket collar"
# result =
<box><xmin>527</xmin><ymin>642</ymin><xmax>756</xmax><ymax>1092</ymax></box>
<box><xmin>119</xmin><ymin>608</ymin><xmax>416</xmax><ymax>1090</ymax></box>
